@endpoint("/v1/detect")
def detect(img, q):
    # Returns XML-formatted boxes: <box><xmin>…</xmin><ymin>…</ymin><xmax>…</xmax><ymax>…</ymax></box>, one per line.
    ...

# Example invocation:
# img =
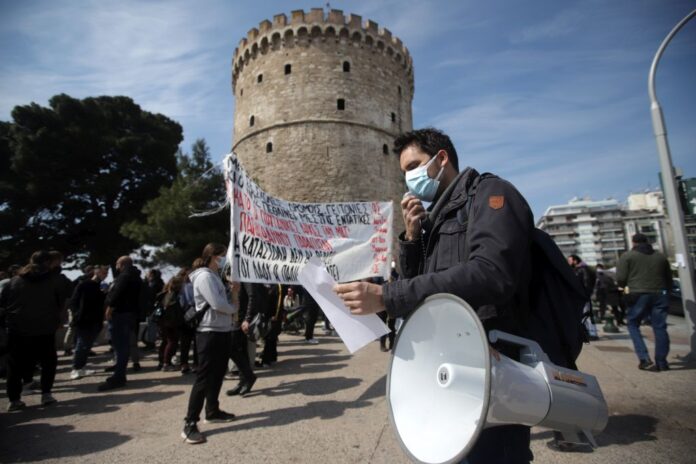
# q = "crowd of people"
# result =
<box><xmin>0</xmin><ymin>245</ymin><xmax>399</xmax><ymax>442</ymax></box>
<box><xmin>0</xmin><ymin>127</ymin><xmax>681</xmax><ymax>461</ymax></box>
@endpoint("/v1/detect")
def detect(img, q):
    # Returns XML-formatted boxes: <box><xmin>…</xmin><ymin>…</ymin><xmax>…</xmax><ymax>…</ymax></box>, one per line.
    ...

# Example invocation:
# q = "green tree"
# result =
<box><xmin>0</xmin><ymin>94</ymin><xmax>183</xmax><ymax>268</ymax></box>
<box><xmin>121</xmin><ymin>139</ymin><xmax>229</xmax><ymax>267</ymax></box>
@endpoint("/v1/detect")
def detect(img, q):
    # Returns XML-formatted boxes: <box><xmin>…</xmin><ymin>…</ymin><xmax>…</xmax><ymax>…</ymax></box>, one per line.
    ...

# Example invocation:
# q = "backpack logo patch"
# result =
<box><xmin>489</xmin><ymin>195</ymin><xmax>505</xmax><ymax>210</ymax></box>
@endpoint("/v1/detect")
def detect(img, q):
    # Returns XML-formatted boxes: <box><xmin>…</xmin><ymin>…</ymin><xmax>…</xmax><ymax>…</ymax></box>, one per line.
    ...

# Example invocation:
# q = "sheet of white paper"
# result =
<box><xmin>298</xmin><ymin>257</ymin><xmax>390</xmax><ymax>354</ymax></box>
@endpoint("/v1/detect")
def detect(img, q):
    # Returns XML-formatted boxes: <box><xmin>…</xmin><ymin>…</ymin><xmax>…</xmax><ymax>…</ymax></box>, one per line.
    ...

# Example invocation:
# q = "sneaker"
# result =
<box><xmin>226</xmin><ymin>383</ymin><xmax>244</xmax><ymax>396</ymax></box>
<box><xmin>181</xmin><ymin>422</ymin><xmax>206</xmax><ymax>444</ymax></box>
<box><xmin>239</xmin><ymin>376</ymin><xmax>257</xmax><ymax>397</ymax></box>
<box><xmin>162</xmin><ymin>365</ymin><xmax>178</xmax><ymax>372</ymax></box>
<box><xmin>22</xmin><ymin>381</ymin><xmax>39</xmax><ymax>394</ymax></box>
<box><xmin>306</xmin><ymin>338</ymin><xmax>319</xmax><ymax>345</ymax></box>
<box><xmin>132</xmin><ymin>362</ymin><xmax>141</xmax><ymax>372</ymax></box>
<box><xmin>638</xmin><ymin>359</ymin><xmax>654</xmax><ymax>370</ymax></box>
<box><xmin>546</xmin><ymin>439</ymin><xmax>588</xmax><ymax>452</ymax></box>
<box><xmin>7</xmin><ymin>400</ymin><xmax>26</xmax><ymax>412</ymax></box>
<box><xmin>70</xmin><ymin>368</ymin><xmax>96</xmax><ymax>380</ymax></box>
<box><xmin>41</xmin><ymin>394</ymin><xmax>57</xmax><ymax>406</ymax></box>
<box><xmin>648</xmin><ymin>363</ymin><xmax>670</xmax><ymax>372</ymax></box>
<box><xmin>181</xmin><ymin>365</ymin><xmax>191</xmax><ymax>374</ymax></box>
<box><xmin>204</xmin><ymin>409</ymin><xmax>236</xmax><ymax>423</ymax></box>
<box><xmin>97</xmin><ymin>377</ymin><xmax>126</xmax><ymax>392</ymax></box>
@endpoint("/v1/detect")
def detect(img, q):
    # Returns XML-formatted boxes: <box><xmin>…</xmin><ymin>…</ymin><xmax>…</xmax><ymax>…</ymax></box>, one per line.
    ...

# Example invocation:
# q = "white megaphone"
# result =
<box><xmin>387</xmin><ymin>293</ymin><xmax>608</xmax><ymax>464</ymax></box>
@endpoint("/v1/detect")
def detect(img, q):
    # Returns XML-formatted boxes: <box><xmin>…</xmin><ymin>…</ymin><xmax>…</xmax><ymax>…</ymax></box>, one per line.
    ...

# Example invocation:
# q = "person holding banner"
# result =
<box><xmin>182</xmin><ymin>243</ymin><xmax>238</xmax><ymax>445</ymax></box>
<box><xmin>335</xmin><ymin>128</ymin><xmax>536</xmax><ymax>464</ymax></box>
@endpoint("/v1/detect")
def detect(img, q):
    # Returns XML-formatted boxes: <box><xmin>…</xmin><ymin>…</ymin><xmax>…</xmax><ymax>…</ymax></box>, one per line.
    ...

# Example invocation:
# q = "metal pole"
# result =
<box><xmin>648</xmin><ymin>9</ymin><xmax>696</xmax><ymax>361</ymax></box>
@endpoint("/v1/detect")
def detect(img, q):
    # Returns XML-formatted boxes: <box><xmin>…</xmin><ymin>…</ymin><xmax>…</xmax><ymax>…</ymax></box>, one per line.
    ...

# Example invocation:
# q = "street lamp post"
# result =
<box><xmin>648</xmin><ymin>9</ymin><xmax>696</xmax><ymax>361</ymax></box>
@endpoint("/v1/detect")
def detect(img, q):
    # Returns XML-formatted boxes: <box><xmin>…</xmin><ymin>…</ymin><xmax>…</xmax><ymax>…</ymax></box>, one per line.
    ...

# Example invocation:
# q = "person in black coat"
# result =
<box><xmin>100</xmin><ymin>256</ymin><xmax>142</xmax><ymax>391</ymax></box>
<box><xmin>226</xmin><ymin>282</ymin><xmax>263</xmax><ymax>396</ymax></box>
<box><xmin>69</xmin><ymin>266</ymin><xmax>108</xmax><ymax>379</ymax></box>
<box><xmin>1</xmin><ymin>250</ymin><xmax>70</xmax><ymax>410</ymax></box>
<box><xmin>335</xmin><ymin>128</ymin><xmax>535</xmax><ymax>464</ymax></box>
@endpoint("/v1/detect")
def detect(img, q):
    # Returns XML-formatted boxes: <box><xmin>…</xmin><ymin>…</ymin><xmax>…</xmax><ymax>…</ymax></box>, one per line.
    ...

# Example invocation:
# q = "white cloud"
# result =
<box><xmin>0</xmin><ymin>0</ymin><xmax>239</xmax><ymax>122</ymax></box>
<box><xmin>511</xmin><ymin>8</ymin><xmax>584</xmax><ymax>44</ymax></box>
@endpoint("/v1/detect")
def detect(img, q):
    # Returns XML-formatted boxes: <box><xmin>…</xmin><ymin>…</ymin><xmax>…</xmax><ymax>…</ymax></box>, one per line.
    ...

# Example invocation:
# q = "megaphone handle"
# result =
<box><xmin>488</xmin><ymin>330</ymin><xmax>550</xmax><ymax>364</ymax></box>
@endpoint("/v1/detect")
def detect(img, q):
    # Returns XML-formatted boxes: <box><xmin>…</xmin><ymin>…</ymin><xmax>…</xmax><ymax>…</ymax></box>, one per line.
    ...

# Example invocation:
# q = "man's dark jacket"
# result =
<box><xmin>383</xmin><ymin>168</ymin><xmax>534</xmax><ymax>335</ymax></box>
<box><xmin>105</xmin><ymin>266</ymin><xmax>142</xmax><ymax>314</ymax></box>
<box><xmin>69</xmin><ymin>279</ymin><xmax>106</xmax><ymax>329</ymax></box>
<box><xmin>0</xmin><ymin>266</ymin><xmax>70</xmax><ymax>336</ymax></box>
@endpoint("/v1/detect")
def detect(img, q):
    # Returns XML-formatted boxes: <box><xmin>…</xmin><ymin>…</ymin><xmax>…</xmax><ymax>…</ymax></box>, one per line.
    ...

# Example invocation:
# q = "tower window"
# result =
<box><xmin>343</xmin><ymin>61</ymin><xmax>350</xmax><ymax>72</ymax></box>
<box><xmin>240</xmin><ymin>88</ymin><xmax>243</xmax><ymax>96</ymax></box>
<box><xmin>382</xmin><ymin>144</ymin><xmax>389</xmax><ymax>155</ymax></box>
<box><xmin>337</xmin><ymin>99</ymin><xmax>345</xmax><ymax>110</ymax></box>
<box><xmin>250</xmin><ymin>115</ymin><xmax>255</xmax><ymax>127</ymax></box>
<box><xmin>285</xmin><ymin>64</ymin><xmax>291</xmax><ymax>75</ymax></box>
<box><xmin>257</xmin><ymin>74</ymin><xmax>263</xmax><ymax>83</ymax></box>
<box><xmin>398</xmin><ymin>85</ymin><xmax>402</xmax><ymax>95</ymax></box>
<box><xmin>391</xmin><ymin>112</ymin><xmax>396</xmax><ymax>122</ymax></box>
<box><xmin>266</xmin><ymin>142</ymin><xmax>273</xmax><ymax>153</ymax></box>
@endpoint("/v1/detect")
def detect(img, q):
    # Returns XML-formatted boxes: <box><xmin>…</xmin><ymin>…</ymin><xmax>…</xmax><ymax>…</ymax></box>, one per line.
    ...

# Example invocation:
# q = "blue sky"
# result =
<box><xmin>1</xmin><ymin>0</ymin><xmax>694</xmax><ymax>220</ymax></box>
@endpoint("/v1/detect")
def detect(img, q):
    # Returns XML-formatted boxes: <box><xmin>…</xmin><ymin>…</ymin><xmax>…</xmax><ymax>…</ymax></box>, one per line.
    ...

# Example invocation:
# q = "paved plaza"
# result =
<box><xmin>1</xmin><ymin>316</ymin><xmax>695</xmax><ymax>463</ymax></box>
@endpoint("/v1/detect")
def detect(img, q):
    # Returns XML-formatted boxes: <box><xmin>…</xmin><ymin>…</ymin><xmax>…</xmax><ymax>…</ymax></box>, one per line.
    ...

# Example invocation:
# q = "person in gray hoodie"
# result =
<box><xmin>182</xmin><ymin>243</ymin><xmax>238</xmax><ymax>444</ymax></box>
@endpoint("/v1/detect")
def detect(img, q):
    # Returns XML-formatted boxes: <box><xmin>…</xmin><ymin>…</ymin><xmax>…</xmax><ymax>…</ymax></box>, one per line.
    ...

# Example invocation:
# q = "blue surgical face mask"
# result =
<box><xmin>404</xmin><ymin>156</ymin><xmax>444</xmax><ymax>201</ymax></box>
<box><xmin>216</xmin><ymin>256</ymin><xmax>227</xmax><ymax>270</ymax></box>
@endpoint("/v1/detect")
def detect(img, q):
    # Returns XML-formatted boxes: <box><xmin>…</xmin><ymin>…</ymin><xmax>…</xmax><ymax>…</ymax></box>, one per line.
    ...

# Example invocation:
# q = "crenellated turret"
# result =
<box><xmin>232</xmin><ymin>9</ymin><xmax>413</xmax><ymax>91</ymax></box>
<box><xmin>230</xmin><ymin>8</ymin><xmax>413</xmax><ymax>222</ymax></box>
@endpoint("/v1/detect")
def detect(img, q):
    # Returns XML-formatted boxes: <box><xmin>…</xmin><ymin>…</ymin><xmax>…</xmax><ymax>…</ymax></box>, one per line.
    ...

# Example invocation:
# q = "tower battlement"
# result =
<box><xmin>232</xmin><ymin>8</ymin><xmax>413</xmax><ymax>88</ymax></box>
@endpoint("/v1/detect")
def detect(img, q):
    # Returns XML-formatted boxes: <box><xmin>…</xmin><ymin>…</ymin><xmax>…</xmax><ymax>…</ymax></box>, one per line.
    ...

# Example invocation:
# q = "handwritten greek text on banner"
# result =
<box><xmin>224</xmin><ymin>154</ymin><xmax>393</xmax><ymax>284</ymax></box>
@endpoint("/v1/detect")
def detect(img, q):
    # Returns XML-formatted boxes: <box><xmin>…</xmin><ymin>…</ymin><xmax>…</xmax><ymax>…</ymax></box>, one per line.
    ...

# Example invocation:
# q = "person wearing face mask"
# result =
<box><xmin>335</xmin><ymin>127</ymin><xmax>536</xmax><ymax>464</ymax></box>
<box><xmin>182</xmin><ymin>243</ymin><xmax>239</xmax><ymax>445</ymax></box>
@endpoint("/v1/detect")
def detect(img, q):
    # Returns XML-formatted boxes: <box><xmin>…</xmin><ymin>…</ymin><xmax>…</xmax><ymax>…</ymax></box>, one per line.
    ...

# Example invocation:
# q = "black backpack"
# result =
<box><xmin>464</xmin><ymin>173</ymin><xmax>589</xmax><ymax>368</ymax></box>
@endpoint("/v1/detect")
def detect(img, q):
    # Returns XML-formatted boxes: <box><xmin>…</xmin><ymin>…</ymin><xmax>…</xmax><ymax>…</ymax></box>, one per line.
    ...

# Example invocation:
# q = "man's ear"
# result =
<box><xmin>437</xmin><ymin>149</ymin><xmax>449</xmax><ymax>167</ymax></box>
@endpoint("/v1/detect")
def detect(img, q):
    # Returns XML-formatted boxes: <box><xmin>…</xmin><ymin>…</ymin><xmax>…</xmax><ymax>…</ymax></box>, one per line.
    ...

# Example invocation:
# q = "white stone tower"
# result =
<box><xmin>231</xmin><ymin>8</ymin><xmax>414</xmax><ymax>210</ymax></box>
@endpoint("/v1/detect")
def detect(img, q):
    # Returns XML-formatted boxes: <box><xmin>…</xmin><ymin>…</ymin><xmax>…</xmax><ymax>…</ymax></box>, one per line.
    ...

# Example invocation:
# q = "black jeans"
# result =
<box><xmin>304</xmin><ymin>304</ymin><xmax>319</xmax><ymax>340</ymax></box>
<box><xmin>463</xmin><ymin>425</ymin><xmax>532</xmax><ymax>464</ymax></box>
<box><xmin>179</xmin><ymin>325</ymin><xmax>198</xmax><ymax>367</ymax></box>
<box><xmin>185</xmin><ymin>331</ymin><xmax>231</xmax><ymax>423</ymax></box>
<box><xmin>230</xmin><ymin>328</ymin><xmax>255</xmax><ymax>384</ymax></box>
<box><xmin>261</xmin><ymin>319</ymin><xmax>282</xmax><ymax>364</ymax></box>
<box><xmin>6</xmin><ymin>332</ymin><xmax>57</xmax><ymax>401</ymax></box>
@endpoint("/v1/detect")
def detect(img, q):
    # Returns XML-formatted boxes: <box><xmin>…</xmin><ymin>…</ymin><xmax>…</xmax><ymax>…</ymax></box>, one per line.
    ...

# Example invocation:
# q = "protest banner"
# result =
<box><xmin>223</xmin><ymin>153</ymin><xmax>393</xmax><ymax>284</ymax></box>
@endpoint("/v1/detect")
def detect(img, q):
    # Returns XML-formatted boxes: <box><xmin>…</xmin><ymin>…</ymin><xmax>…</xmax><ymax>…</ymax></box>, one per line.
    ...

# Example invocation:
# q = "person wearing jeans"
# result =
<box><xmin>99</xmin><ymin>256</ymin><xmax>142</xmax><ymax>391</ymax></box>
<box><xmin>182</xmin><ymin>243</ymin><xmax>238</xmax><ymax>444</ymax></box>
<box><xmin>625</xmin><ymin>293</ymin><xmax>670</xmax><ymax>369</ymax></box>
<box><xmin>617</xmin><ymin>233</ymin><xmax>673</xmax><ymax>371</ymax></box>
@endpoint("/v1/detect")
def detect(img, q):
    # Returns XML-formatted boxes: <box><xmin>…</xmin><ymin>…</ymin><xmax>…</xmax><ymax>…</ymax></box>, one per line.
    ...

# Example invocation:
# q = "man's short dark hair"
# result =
<box><xmin>569</xmin><ymin>254</ymin><xmax>582</xmax><ymax>265</ymax></box>
<box><xmin>393</xmin><ymin>127</ymin><xmax>459</xmax><ymax>171</ymax></box>
<box><xmin>632</xmin><ymin>233</ymin><xmax>648</xmax><ymax>244</ymax></box>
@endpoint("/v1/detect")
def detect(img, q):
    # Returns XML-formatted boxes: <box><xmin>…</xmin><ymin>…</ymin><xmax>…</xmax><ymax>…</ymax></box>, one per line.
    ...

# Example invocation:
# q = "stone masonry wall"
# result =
<box><xmin>231</xmin><ymin>9</ymin><xmax>414</xmax><ymax>237</ymax></box>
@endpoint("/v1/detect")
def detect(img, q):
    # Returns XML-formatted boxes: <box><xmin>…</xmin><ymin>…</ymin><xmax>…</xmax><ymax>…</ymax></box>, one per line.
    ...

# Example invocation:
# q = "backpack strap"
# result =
<box><xmin>465</xmin><ymin>172</ymin><xmax>497</xmax><ymax>219</ymax></box>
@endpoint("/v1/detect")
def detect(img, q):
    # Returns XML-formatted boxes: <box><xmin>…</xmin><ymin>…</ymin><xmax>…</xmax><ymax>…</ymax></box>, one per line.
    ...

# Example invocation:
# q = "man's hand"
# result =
<box><xmin>241</xmin><ymin>320</ymin><xmax>250</xmax><ymax>334</ymax></box>
<box><xmin>105</xmin><ymin>306</ymin><xmax>113</xmax><ymax>322</ymax></box>
<box><xmin>334</xmin><ymin>282</ymin><xmax>386</xmax><ymax>315</ymax></box>
<box><xmin>401</xmin><ymin>194</ymin><xmax>426</xmax><ymax>241</ymax></box>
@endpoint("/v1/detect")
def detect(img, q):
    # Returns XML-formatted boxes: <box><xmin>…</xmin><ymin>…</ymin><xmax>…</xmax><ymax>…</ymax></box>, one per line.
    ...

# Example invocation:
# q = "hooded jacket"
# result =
<box><xmin>189</xmin><ymin>267</ymin><xmax>237</xmax><ymax>332</ymax></box>
<box><xmin>0</xmin><ymin>266</ymin><xmax>70</xmax><ymax>336</ymax></box>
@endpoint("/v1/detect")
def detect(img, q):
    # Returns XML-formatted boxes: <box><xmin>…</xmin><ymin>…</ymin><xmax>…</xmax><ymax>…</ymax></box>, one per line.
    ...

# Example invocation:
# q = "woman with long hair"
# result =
<box><xmin>181</xmin><ymin>243</ymin><xmax>238</xmax><ymax>444</ymax></box>
<box><xmin>156</xmin><ymin>275</ymin><xmax>185</xmax><ymax>371</ymax></box>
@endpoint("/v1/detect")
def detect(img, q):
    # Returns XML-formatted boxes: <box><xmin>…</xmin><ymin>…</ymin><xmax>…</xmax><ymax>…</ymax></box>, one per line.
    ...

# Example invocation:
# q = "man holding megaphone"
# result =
<box><xmin>335</xmin><ymin>127</ymin><xmax>537</xmax><ymax>464</ymax></box>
